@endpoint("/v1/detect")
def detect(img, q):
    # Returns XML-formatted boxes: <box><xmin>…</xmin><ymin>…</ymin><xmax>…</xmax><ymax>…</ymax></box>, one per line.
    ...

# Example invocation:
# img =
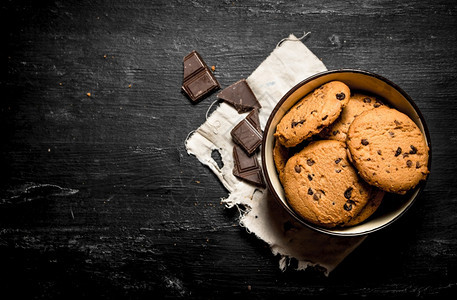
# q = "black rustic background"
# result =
<box><xmin>1</xmin><ymin>0</ymin><xmax>456</xmax><ymax>298</ymax></box>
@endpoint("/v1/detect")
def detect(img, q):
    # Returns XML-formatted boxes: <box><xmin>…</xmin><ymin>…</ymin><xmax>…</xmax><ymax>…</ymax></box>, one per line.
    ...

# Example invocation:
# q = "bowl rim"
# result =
<box><xmin>261</xmin><ymin>68</ymin><xmax>432</xmax><ymax>236</ymax></box>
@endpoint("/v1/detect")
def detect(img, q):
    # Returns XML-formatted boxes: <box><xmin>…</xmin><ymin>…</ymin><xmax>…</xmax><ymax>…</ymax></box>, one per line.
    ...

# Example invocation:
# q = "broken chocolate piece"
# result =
<box><xmin>182</xmin><ymin>50</ymin><xmax>220</xmax><ymax>102</ymax></box>
<box><xmin>232</xmin><ymin>145</ymin><xmax>265</xmax><ymax>188</ymax></box>
<box><xmin>217</xmin><ymin>79</ymin><xmax>261</xmax><ymax>113</ymax></box>
<box><xmin>245</xmin><ymin>107</ymin><xmax>262</xmax><ymax>132</ymax></box>
<box><xmin>231</xmin><ymin>109</ymin><xmax>263</xmax><ymax>155</ymax></box>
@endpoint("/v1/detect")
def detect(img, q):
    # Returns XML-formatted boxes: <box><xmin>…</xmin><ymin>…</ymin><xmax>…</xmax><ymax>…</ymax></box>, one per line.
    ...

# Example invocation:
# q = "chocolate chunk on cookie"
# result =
<box><xmin>320</xmin><ymin>93</ymin><xmax>384</xmax><ymax>142</ymax></box>
<box><xmin>346</xmin><ymin>107</ymin><xmax>429</xmax><ymax>194</ymax></box>
<box><xmin>274</xmin><ymin>81</ymin><xmax>350</xmax><ymax>148</ymax></box>
<box><xmin>344</xmin><ymin>189</ymin><xmax>384</xmax><ymax>227</ymax></box>
<box><xmin>282</xmin><ymin>140</ymin><xmax>377</xmax><ymax>228</ymax></box>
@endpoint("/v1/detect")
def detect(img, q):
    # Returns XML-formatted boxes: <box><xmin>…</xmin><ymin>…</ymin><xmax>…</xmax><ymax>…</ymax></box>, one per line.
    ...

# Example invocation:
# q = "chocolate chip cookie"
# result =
<box><xmin>273</xmin><ymin>138</ymin><xmax>289</xmax><ymax>184</ymax></box>
<box><xmin>282</xmin><ymin>140</ymin><xmax>378</xmax><ymax>228</ymax></box>
<box><xmin>320</xmin><ymin>93</ymin><xmax>384</xmax><ymax>142</ymax></box>
<box><xmin>343</xmin><ymin>189</ymin><xmax>384</xmax><ymax>227</ymax></box>
<box><xmin>274</xmin><ymin>81</ymin><xmax>350</xmax><ymax>148</ymax></box>
<box><xmin>346</xmin><ymin>107</ymin><xmax>429</xmax><ymax>194</ymax></box>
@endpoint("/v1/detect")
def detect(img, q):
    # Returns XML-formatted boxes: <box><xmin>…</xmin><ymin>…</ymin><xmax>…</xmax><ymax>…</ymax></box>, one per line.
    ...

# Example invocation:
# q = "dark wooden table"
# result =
<box><xmin>2</xmin><ymin>0</ymin><xmax>456</xmax><ymax>298</ymax></box>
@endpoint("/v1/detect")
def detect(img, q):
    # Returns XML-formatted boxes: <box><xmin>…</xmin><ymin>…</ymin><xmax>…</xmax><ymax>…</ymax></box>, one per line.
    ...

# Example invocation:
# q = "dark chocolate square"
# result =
<box><xmin>182</xmin><ymin>50</ymin><xmax>220</xmax><ymax>103</ymax></box>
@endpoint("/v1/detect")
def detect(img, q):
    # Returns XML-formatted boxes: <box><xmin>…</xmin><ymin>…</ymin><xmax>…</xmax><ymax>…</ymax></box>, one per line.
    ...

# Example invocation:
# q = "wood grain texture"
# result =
<box><xmin>1</xmin><ymin>0</ymin><xmax>456</xmax><ymax>298</ymax></box>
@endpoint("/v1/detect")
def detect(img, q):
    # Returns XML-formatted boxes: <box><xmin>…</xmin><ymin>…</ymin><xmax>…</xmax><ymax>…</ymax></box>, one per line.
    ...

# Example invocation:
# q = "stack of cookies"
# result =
<box><xmin>273</xmin><ymin>81</ymin><xmax>429</xmax><ymax>228</ymax></box>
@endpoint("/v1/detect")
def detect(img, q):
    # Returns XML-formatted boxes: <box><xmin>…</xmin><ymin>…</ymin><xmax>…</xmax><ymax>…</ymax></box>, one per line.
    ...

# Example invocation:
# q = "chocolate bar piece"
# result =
<box><xmin>182</xmin><ymin>50</ymin><xmax>220</xmax><ymax>102</ymax></box>
<box><xmin>217</xmin><ymin>79</ymin><xmax>261</xmax><ymax>113</ymax></box>
<box><xmin>231</xmin><ymin>109</ymin><xmax>262</xmax><ymax>155</ymax></box>
<box><xmin>233</xmin><ymin>145</ymin><xmax>265</xmax><ymax>188</ymax></box>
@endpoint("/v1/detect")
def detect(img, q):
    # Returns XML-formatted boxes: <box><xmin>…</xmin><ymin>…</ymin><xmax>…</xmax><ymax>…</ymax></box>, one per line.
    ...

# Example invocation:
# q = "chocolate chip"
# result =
<box><xmin>409</xmin><ymin>145</ymin><xmax>417</xmax><ymax>154</ymax></box>
<box><xmin>332</xmin><ymin>130</ymin><xmax>339</xmax><ymax>136</ymax></box>
<box><xmin>336</xmin><ymin>92</ymin><xmax>346</xmax><ymax>100</ymax></box>
<box><xmin>416</xmin><ymin>161</ymin><xmax>421</xmax><ymax>169</ymax></box>
<box><xmin>335</xmin><ymin>158</ymin><xmax>342</xmax><ymax>164</ymax></box>
<box><xmin>367</xmin><ymin>158</ymin><xmax>371</xmax><ymax>161</ymax></box>
<box><xmin>308</xmin><ymin>188</ymin><xmax>313</xmax><ymax>195</ymax></box>
<box><xmin>335</xmin><ymin>169</ymin><xmax>341</xmax><ymax>173</ymax></box>
<box><xmin>344</xmin><ymin>187</ymin><xmax>353</xmax><ymax>199</ymax></box>
<box><xmin>343</xmin><ymin>201</ymin><xmax>353</xmax><ymax>211</ymax></box>
<box><xmin>294</xmin><ymin>165</ymin><xmax>301</xmax><ymax>173</ymax></box>
<box><xmin>394</xmin><ymin>120</ymin><xmax>401</xmax><ymax>126</ymax></box>
<box><xmin>307</xmin><ymin>159</ymin><xmax>315</xmax><ymax>166</ymax></box>
<box><xmin>307</xmin><ymin>174</ymin><xmax>313</xmax><ymax>181</ymax></box>
<box><xmin>316</xmin><ymin>124</ymin><xmax>324</xmax><ymax>130</ymax></box>
<box><xmin>363</xmin><ymin>97</ymin><xmax>372</xmax><ymax>103</ymax></box>
<box><xmin>373</xmin><ymin>100</ymin><xmax>383</xmax><ymax>108</ymax></box>
<box><xmin>377</xmin><ymin>150</ymin><xmax>382</xmax><ymax>155</ymax></box>
<box><xmin>313</xmin><ymin>192</ymin><xmax>321</xmax><ymax>200</ymax></box>
<box><xmin>322</xmin><ymin>115</ymin><xmax>328</xmax><ymax>121</ymax></box>
<box><xmin>310</xmin><ymin>110</ymin><xmax>317</xmax><ymax>115</ymax></box>
<box><xmin>361</xmin><ymin>139</ymin><xmax>369</xmax><ymax>146</ymax></box>
<box><xmin>395</xmin><ymin>147</ymin><xmax>402</xmax><ymax>157</ymax></box>
<box><xmin>406</xmin><ymin>160</ymin><xmax>412</xmax><ymax>168</ymax></box>
<box><xmin>291</xmin><ymin>119</ymin><xmax>306</xmax><ymax>128</ymax></box>
<box><xmin>389</xmin><ymin>131</ymin><xmax>395</xmax><ymax>137</ymax></box>
<box><xmin>403</xmin><ymin>153</ymin><xmax>409</xmax><ymax>158</ymax></box>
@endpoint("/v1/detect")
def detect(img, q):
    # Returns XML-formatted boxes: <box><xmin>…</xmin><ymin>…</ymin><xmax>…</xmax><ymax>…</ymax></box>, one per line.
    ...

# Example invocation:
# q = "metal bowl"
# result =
<box><xmin>261</xmin><ymin>69</ymin><xmax>432</xmax><ymax>236</ymax></box>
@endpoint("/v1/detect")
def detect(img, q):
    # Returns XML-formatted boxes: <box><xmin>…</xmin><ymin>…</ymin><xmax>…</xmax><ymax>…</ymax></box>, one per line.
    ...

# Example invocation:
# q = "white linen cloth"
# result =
<box><xmin>185</xmin><ymin>35</ymin><xmax>365</xmax><ymax>275</ymax></box>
